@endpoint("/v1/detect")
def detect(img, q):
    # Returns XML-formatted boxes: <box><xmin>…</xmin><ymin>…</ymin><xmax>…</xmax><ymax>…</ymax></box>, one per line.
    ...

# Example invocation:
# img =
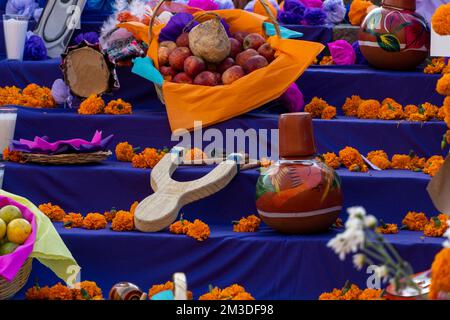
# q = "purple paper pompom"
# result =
<box><xmin>51</xmin><ymin>79</ymin><xmax>72</xmax><ymax>105</ymax></box>
<box><xmin>281</xmin><ymin>83</ymin><xmax>304</xmax><ymax>113</ymax></box>
<box><xmin>302</xmin><ymin>7</ymin><xmax>327</xmax><ymax>26</ymax></box>
<box><xmin>24</xmin><ymin>33</ymin><xmax>47</xmax><ymax>61</ymax></box>
<box><xmin>6</xmin><ymin>0</ymin><xmax>41</xmax><ymax>21</ymax></box>
<box><xmin>352</xmin><ymin>41</ymin><xmax>368</xmax><ymax>65</ymax></box>
<box><xmin>298</xmin><ymin>0</ymin><xmax>323</xmax><ymax>8</ymax></box>
<box><xmin>74</xmin><ymin>32</ymin><xmax>99</xmax><ymax>45</ymax></box>
<box><xmin>188</xmin><ymin>0</ymin><xmax>219</xmax><ymax>11</ymax></box>
<box><xmin>328</xmin><ymin>40</ymin><xmax>355</xmax><ymax>65</ymax></box>
<box><xmin>323</xmin><ymin>0</ymin><xmax>346</xmax><ymax>24</ymax></box>
<box><xmin>278</xmin><ymin>0</ymin><xmax>306</xmax><ymax>24</ymax></box>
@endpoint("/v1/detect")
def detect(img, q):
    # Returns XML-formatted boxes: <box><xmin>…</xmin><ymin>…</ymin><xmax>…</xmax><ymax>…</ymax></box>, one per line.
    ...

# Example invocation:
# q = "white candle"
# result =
<box><xmin>3</xmin><ymin>15</ymin><xmax>29</xmax><ymax>60</ymax></box>
<box><xmin>0</xmin><ymin>164</ymin><xmax>4</xmax><ymax>190</ymax></box>
<box><xmin>0</xmin><ymin>109</ymin><xmax>17</xmax><ymax>157</ymax></box>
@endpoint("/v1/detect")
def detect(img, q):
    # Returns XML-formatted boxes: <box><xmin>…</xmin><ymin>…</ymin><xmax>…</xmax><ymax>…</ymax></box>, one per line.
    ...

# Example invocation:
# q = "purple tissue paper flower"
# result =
<box><xmin>328</xmin><ymin>40</ymin><xmax>356</xmax><ymax>65</ymax></box>
<box><xmin>188</xmin><ymin>0</ymin><xmax>219</xmax><ymax>11</ymax></box>
<box><xmin>51</xmin><ymin>79</ymin><xmax>72</xmax><ymax>105</ymax></box>
<box><xmin>352</xmin><ymin>41</ymin><xmax>368</xmax><ymax>65</ymax></box>
<box><xmin>6</xmin><ymin>0</ymin><xmax>41</xmax><ymax>21</ymax></box>
<box><xmin>298</xmin><ymin>0</ymin><xmax>323</xmax><ymax>8</ymax></box>
<box><xmin>74</xmin><ymin>32</ymin><xmax>100</xmax><ymax>45</ymax></box>
<box><xmin>302</xmin><ymin>7</ymin><xmax>327</xmax><ymax>26</ymax></box>
<box><xmin>24</xmin><ymin>32</ymin><xmax>47</xmax><ymax>61</ymax></box>
<box><xmin>278</xmin><ymin>0</ymin><xmax>306</xmax><ymax>24</ymax></box>
<box><xmin>281</xmin><ymin>83</ymin><xmax>304</xmax><ymax>113</ymax></box>
<box><xmin>323</xmin><ymin>0</ymin><xmax>346</xmax><ymax>24</ymax></box>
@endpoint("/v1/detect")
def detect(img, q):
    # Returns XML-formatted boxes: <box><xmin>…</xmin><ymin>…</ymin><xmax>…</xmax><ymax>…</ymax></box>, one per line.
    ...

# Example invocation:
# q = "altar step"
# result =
<box><xmin>14</xmin><ymin>223</ymin><xmax>442</xmax><ymax>300</ymax></box>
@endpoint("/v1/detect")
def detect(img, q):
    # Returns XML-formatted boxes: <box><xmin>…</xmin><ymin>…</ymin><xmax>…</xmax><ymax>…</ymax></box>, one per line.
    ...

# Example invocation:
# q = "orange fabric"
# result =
<box><xmin>121</xmin><ymin>9</ymin><xmax>324</xmax><ymax>132</ymax></box>
<box><xmin>253</xmin><ymin>1</ymin><xmax>277</xmax><ymax>19</ymax></box>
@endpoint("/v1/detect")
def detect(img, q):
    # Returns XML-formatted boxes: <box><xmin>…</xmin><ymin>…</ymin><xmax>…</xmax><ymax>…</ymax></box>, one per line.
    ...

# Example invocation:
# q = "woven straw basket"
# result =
<box><xmin>0</xmin><ymin>258</ymin><xmax>32</xmax><ymax>300</ymax></box>
<box><xmin>21</xmin><ymin>151</ymin><xmax>112</xmax><ymax>165</ymax></box>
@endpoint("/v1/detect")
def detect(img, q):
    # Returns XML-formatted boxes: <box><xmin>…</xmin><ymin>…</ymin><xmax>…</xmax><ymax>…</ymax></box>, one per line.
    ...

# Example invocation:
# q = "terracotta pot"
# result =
<box><xmin>109</xmin><ymin>282</ymin><xmax>143</xmax><ymax>300</ymax></box>
<box><xmin>255</xmin><ymin>113</ymin><xmax>343</xmax><ymax>234</ymax></box>
<box><xmin>358</xmin><ymin>0</ymin><xmax>430</xmax><ymax>70</ymax></box>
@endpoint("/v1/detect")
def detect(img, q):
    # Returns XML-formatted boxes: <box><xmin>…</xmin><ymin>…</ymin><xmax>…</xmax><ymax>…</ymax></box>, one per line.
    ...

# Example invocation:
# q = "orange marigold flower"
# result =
<box><xmin>221</xmin><ymin>284</ymin><xmax>246</xmax><ymax>299</ymax></box>
<box><xmin>186</xmin><ymin>219</ymin><xmax>210</xmax><ymax>241</ymax></box>
<box><xmin>424</xmin><ymin>214</ymin><xmax>449</xmax><ymax>237</ymax></box>
<box><xmin>408</xmin><ymin>112</ymin><xmax>428</xmax><ymax>122</ymax></box>
<box><xmin>148</xmin><ymin>281</ymin><xmax>193</xmax><ymax>300</ymax></box>
<box><xmin>429</xmin><ymin>248</ymin><xmax>450</xmax><ymax>299</ymax></box>
<box><xmin>437</xmin><ymin>106</ymin><xmax>446</xmax><ymax>120</ymax></box>
<box><xmin>48</xmin><ymin>283</ymin><xmax>73</xmax><ymax>300</ymax></box>
<box><xmin>357</xmin><ymin>99</ymin><xmax>380</xmax><ymax>119</ymax></box>
<box><xmin>358</xmin><ymin>288</ymin><xmax>384</xmax><ymax>300</ymax></box>
<box><xmin>232</xmin><ymin>292</ymin><xmax>255</xmax><ymax>300</ymax></box>
<box><xmin>404</xmin><ymin>104</ymin><xmax>419</xmax><ymax>118</ymax></box>
<box><xmin>169</xmin><ymin>218</ymin><xmax>192</xmax><ymax>234</ymax></box>
<box><xmin>63</xmin><ymin>213</ymin><xmax>84</xmax><ymax>228</ymax></box>
<box><xmin>22</xmin><ymin>83</ymin><xmax>56</xmax><ymax>108</ymax></box>
<box><xmin>199</xmin><ymin>287</ymin><xmax>223</xmax><ymax>300</ymax></box>
<box><xmin>370</xmin><ymin>155</ymin><xmax>391</xmax><ymax>170</ymax></box>
<box><xmin>424</xmin><ymin>57</ymin><xmax>446</xmax><ymax>74</ymax></box>
<box><xmin>131</xmin><ymin>153</ymin><xmax>147</xmax><ymax>168</ymax></box>
<box><xmin>233</xmin><ymin>215</ymin><xmax>261</xmax><ymax>232</ymax></box>
<box><xmin>349</xmin><ymin>163</ymin><xmax>368</xmax><ymax>172</ymax></box>
<box><xmin>184</xmin><ymin>148</ymin><xmax>207</xmax><ymax>161</ymax></box>
<box><xmin>379</xmin><ymin>101</ymin><xmax>403</xmax><ymax>120</ymax></box>
<box><xmin>103</xmin><ymin>208</ymin><xmax>117</xmax><ymax>222</ymax></box>
<box><xmin>376</xmin><ymin>223</ymin><xmax>399</xmax><ymax>234</ymax></box>
<box><xmin>130</xmin><ymin>201</ymin><xmax>139</xmax><ymax>216</ymax></box>
<box><xmin>432</xmin><ymin>3</ymin><xmax>450</xmax><ymax>36</ymax></box>
<box><xmin>349</xmin><ymin>0</ymin><xmax>373</xmax><ymax>26</ymax></box>
<box><xmin>391</xmin><ymin>154</ymin><xmax>411</xmax><ymax>170</ymax></box>
<box><xmin>2</xmin><ymin>147</ymin><xmax>23</xmax><ymax>163</ymax></box>
<box><xmin>78</xmin><ymin>95</ymin><xmax>105</xmax><ymax>115</ymax></box>
<box><xmin>367</xmin><ymin>150</ymin><xmax>389</xmax><ymax>160</ymax></box>
<box><xmin>115</xmin><ymin>142</ymin><xmax>136</xmax><ymax>162</ymax></box>
<box><xmin>305</xmin><ymin>97</ymin><xmax>329</xmax><ymax>118</ymax></box>
<box><xmin>72</xmin><ymin>281</ymin><xmax>103</xmax><ymax>300</ymax></box>
<box><xmin>422</xmin><ymin>102</ymin><xmax>440</xmax><ymax>119</ymax></box>
<box><xmin>339</xmin><ymin>146</ymin><xmax>365</xmax><ymax>169</ymax></box>
<box><xmin>342</xmin><ymin>95</ymin><xmax>363</xmax><ymax>117</ymax></box>
<box><xmin>104</xmin><ymin>98</ymin><xmax>132</xmax><ymax>115</ymax></box>
<box><xmin>39</xmin><ymin>202</ymin><xmax>66</xmax><ymax>221</ymax></box>
<box><xmin>319</xmin><ymin>55</ymin><xmax>334</xmax><ymax>65</ymax></box>
<box><xmin>423</xmin><ymin>155</ymin><xmax>445</xmax><ymax>176</ymax></box>
<box><xmin>437</xmin><ymin>74</ymin><xmax>450</xmax><ymax>96</ymax></box>
<box><xmin>319</xmin><ymin>288</ymin><xmax>342</xmax><ymax>300</ymax></box>
<box><xmin>322</xmin><ymin>152</ymin><xmax>341</xmax><ymax>169</ymax></box>
<box><xmin>321</xmin><ymin>105</ymin><xmax>337</xmax><ymax>119</ymax></box>
<box><xmin>111</xmin><ymin>210</ymin><xmax>134</xmax><ymax>231</ymax></box>
<box><xmin>341</xmin><ymin>284</ymin><xmax>362</xmax><ymax>300</ymax></box>
<box><xmin>82</xmin><ymin>213</ymin><xmax>107</xmax><ymax>230</ymax></box>
<box><xmin>445</xmin><ymin>130</ymin><xmax>450</xmax><ymax>145</ymax></box>
<box><xmin>25</xmin><ymin>285</ymin><xmax>50</xmax><ymax>300</ymax></box>
<box><xmin>402</xmin><ymin>211</ymin><xmax>428</xmax><ymax>231</ymax></box>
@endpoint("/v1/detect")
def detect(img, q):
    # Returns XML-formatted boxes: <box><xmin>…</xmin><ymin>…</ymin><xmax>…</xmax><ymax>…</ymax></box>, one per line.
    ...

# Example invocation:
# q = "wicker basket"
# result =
<box><xmin>0</xmin><ymin>258</ymin><xmax>32</xmax><ymax>300</ymax></box>
<box><xmin>21</xmin><ymin>151</ymin><xmax>112</xmax><ymax>165</ymax></box>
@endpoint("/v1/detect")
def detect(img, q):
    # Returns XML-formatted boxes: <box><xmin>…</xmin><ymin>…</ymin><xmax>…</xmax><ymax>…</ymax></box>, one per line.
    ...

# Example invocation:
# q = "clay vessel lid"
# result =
<box><xmin>382</xmin><ymin>0</ymin><xmax>415</xmax><ymax>11</ymax></box>
<box><xmin>279</xmin><ymin>113</ymin><xmax>316</xmax><ymax>159</ymax></box>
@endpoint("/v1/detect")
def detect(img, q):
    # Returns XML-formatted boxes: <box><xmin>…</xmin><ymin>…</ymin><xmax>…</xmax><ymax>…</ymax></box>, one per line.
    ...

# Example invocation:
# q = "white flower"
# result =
<box><xmin>347</xmin><ymin>206</ymin><xmax>367</xmax><ymax>219</ymax></box>
<box><xmin>345</xmin><ymin>207</ymin><xmax>367</xmax><ymax>231</ymax></box>
<box><xmin>364</xmin><ymin>215</ymin><xmax>378</xmax><ymax>229</ymax></box>
<box><xmin>353</xmin><ymin>254</ymin><xmax>366</xmax><ymax>271</ymax></box>
<box><xmin>374</xmin><ymin>265</ymin><xmax>389</xmax><ymax>283</ymax></box>
<box><xmin>327</xmin><ymin>228</ymin><xmax>365</xmax><ymax>261</ymax></box>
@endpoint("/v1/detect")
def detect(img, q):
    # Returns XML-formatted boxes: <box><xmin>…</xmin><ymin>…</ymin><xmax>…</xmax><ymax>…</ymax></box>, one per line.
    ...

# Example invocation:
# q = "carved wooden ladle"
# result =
<box><xmin>134</xmin><ymin>147</ymin><xmax>245</xmax><ymax>232</ymax></box>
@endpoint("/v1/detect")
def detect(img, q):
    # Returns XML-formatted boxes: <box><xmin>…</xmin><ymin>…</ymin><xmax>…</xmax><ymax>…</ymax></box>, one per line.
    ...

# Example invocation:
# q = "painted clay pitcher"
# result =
<box><xmin>255</xmin><ymin>113</ymin><xmax>343</xmax><ymax>234</ymax></box>
<box><xmin>358</xmin><ymin>0</ymin><xmax>430</xmax><ymax>70</ymax></box>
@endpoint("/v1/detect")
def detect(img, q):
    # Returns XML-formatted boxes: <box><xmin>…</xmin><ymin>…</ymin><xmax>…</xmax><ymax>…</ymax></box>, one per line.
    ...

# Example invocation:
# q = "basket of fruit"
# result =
<box><xmin>120</xmin><ymin>0</ymin><xmax>323</xmax><ymax>132</ymax></box>
<box><xmin>0</xmin><ymin>199</ymin><xmax>35</xmax><ymax>299</ymax></box>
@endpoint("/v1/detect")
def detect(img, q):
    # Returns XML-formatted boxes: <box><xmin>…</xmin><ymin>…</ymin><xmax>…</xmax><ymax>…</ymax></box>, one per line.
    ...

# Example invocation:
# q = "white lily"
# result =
<box><xmin>353</xmin><ymin>254</ymin><xmax>366</xmax><ymax>271</ymax></box>
<box><xmin>364</xmin><ymin>215</ymin><xmax>378</xmax><ymax>229</ymax></box>
<box><xmin>327</xmin><ymin>228</ymin><xmax>365</xmax><ymax>261</ymax></box>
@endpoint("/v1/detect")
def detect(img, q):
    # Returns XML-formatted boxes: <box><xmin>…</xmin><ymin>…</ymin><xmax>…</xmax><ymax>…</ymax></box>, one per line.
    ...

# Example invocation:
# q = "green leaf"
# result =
<box><xmin>63</xmin><ymin>221</ymin><xmax>72</xmax><ymax>228</ymax></box>
<box><xmin>341</xmin><ymin>280</ymin><xmax>351</xmax><ymax>295</ymax></box>
<box><xmin>377</xmin><ymin>34</ymin><xmax>401</xmax><ymax>52</ymax></box>
<box><xmin>432</xmin><ymin>217</ymin><xmax>441</xmax><ymax>228</ymax></box>
<box><xmin>81</xmin><ymin>288</ymin><xmax>91</xmax><ymax>300</ymax></box>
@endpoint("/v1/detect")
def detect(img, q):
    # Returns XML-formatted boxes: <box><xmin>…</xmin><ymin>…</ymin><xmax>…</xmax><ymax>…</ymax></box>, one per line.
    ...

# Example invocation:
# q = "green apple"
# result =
<box><xmin>0</xmin><ymin>242</ymin><xmax>19</xmax><ymax>256</ymax></box>
<box><xmin>0</xmin><ymin>218</ymin><xmax>6</xmax><ymax>239</ymax></box>
<box><xmin>0</xmin><ymin>205</ymin><xmax>23</xmax><ymax>224</ymax></box>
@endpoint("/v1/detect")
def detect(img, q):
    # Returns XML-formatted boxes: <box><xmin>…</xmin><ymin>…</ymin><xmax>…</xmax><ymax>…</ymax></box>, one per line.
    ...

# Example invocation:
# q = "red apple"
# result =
<box><xmin>160</xmin><ymin>66</ymin><xmax>176</xmax><ymax>81</ymax></box>
<box><xmin>236</xmin><ymin>49</ymin><xmax>258</xmax><ymax>67</ymax></box>
<box><xmin>184</xmin><ymin>56</ymin><xmax>206</xmax><ymax>77</ymax></box>
<box><xmin>243</xmin><ymin>55</ymin><xmax>268</xmax><ymax>74</ymax></box>
<box><xmin>193</xmin><ymin>71</ymin><xmax>218</xmax><ymax>86</ymax></box>
<box><xmin>213</xmin><ymin>72</ymin><xmax>222</xmax><ymax>85</ymax></box>
<box><xmin>176</xmin><ymin>32</ymin><xmax>190</xmax><ymax>47</ymax></box>
<box><xmin>173</xmin><ymin>72</ymin><xmax>193</xmax><ymax>84</ymax></box>
<box><xmin>169</xmin><ymin>47</ymin><xmax>192</xmax><ymax>71</ymax></box>
<box><xmin>257</xmin><ymin>43</ymin><xmax>275</xmax><ymax>62</ymax></box>
<box><xmin>233</xmin><ymin>31</ymin><xmax>249</xmax><ymax>44</ymax></box>
<box><xmin>229</xmin><ymin>38</ymin><xmax>242</xmax><ymax>58</ymax></box>
<box><xmin>160</xmin><ymin>41</ymin><xmax>177</xmax><ymax>51</ymax></box>
<box><xmin>222</xmin><ymin>65</ymin><xmax>245</xmax><ymax>85</ymax></box>
<box><xmin>158</xmin><ymin>46</ymin><xmax>172</xmax><ymax>66</ymax></box>
<box><xmin>243</xmin><ymin>33</ymin><xmax>266</xmax><ymax>50</ymax></box>
<box><xmin>217</xmin><ymin>57</ymin><xmax>235</xmax><ymax>74</ymax></box>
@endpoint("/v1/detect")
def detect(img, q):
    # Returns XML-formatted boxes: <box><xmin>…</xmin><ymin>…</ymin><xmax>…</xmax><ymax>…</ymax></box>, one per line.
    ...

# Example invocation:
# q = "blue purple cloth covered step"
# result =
<box><xmin>13</xmin><ymin>223</ymin><xmax>443</xmax><ymax>300</ymax></box>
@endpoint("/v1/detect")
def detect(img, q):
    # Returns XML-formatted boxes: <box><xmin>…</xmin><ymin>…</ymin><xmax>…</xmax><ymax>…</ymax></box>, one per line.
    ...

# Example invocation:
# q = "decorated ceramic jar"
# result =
<box><xmin>358</xmin><ymin>0</ymin><xmax>430</xmax><ymax>70</ymax></box>
<box><xmin>255</xmin><ymin>113</ymin><xmax>343</xmax><ymax>234</ymax></box>
<box><xmin>109</xmin><ymin>282</ymin><xmax>143</xmax><ymax>300</ymax></box>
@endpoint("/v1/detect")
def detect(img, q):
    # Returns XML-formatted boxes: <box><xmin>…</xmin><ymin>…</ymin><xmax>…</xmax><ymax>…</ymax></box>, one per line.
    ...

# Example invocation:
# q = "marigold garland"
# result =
<box><xmin>357</xmin><ymin>99</ymin><xmax>380</xmax><ymax>119</ymax></box>
<box><xmin>379</xmin><ymin>100</ymin><xmax>403</xmax><ymax>120</ymax></box>
<box><xmin>321</xmin><ymin>106</ymin><xmax>337</xmax><ymax>120</ymax></box>
<box><xmin>72</xmin><ymin>281</ymin><xmax>103</xmax><ymax>300</ymax></box>
<box><xmin>82</xmin><ymin>213</ymin><xmax>107</xmax><ymax>230</ymax></box>
<box><xmin>111</xmin><ymin>210</ymin><xmax>134</xmax><ymax>231</ymax></box>
<box><xmin>103</xmin><ymin>208</ymin><xmax>117</xmax><ymax>222</ymax></box>
<box><xmin>186</xmin><ymin>219</ymin><xmax>210</xmax><ymax>241</ymax></box>
<box><xmin>424</xmin><ymin>214</ymin><xmax>449</xmax><ymax>237</ymax></box>
<box><xmin>342</xmin><ymin>95</ymin><xmax>363</xmax><ymax>117</ymax></box>
<box><xmin>429</xmin><ymin>248</ymin><xmax>450</xmax><ymax>300</ymax></box>
<box><xmin>322</xmin><ymin>152</ymin><xmax>341</xmax><ymax>169</ymax></box>
<box><xmin>148</xmin><ymin>281</ymin><xmax>193</xmax><ymax>300</ymax></box>
<box><xmin>319</xmin><ymin>283</ymin><xmax>384</xmax><ymax>300</ymax></box>
<box><xmin>0</xmin><ymin>84</ymin><xmax>56</xmax><ymax>108</ymax></box>
<box><xmin>169</xmin><ymin>218</ymin><xmax>192</xmax><ymax>234</ymax></box>
<box><xmin>48</xmin><ymin>283</ymin><xmax>73</xmax><ymax>300</ymax></box>
<box><xmin>115</xmin><ymin>142</ymin><xmax>137</xmax><ymax>162</ymax></box>
<box><xmin>132</xmin><ymin>147</ymin><xmax>168</xmax><ymax>169</ymax></box>
<box><xmin>26</xmin><ymin>281</ymin><xmax>103</xmax><ymax>300</ymax></box>
<box><xmin>199</xmin><ymin>284</ymin><xmax>254</xmax><ymax>300</ymax></box>
<box><xmin>77</xmin><ymin>94</ymin><xmax>105</xmax><ymax>115</ymax></box>
<box><xmin>63</xmin><ymin>213</ymin><xmax>84</xmax><ymax>228</ymax></box>
<box><xmin>423</xmin><ymin>155</ymin><xmax>445</xmax><ymax>177</ymax></box>
<box><xmin>424</xmin><ymin>57</ymin><xmax>446</xmax><ymax>74</ymax></box>
<box><xmin>305</xmin><ymin>97</ymin><xmax>329</xmax><ymax>118</ymax></box>
<box><xmin>233</xmin><ymin>215</ymin><xmax>261</xmax><ymax>232</ymax></box>
<box><xmin>376</xmin><ymin>223</ymin><xmax>399</xmax><ymax>234</ymax></box>
<box><xmin>338</xmin><ymin>147</ymin><xmax>367</xmax><ymax>172</ymax></box>
<box><xmin>25</xmin><ymin>285</ymin><xmax>50</xmax><ymax>300</ymax></box>
<box><xmin>104</xmin><ymin>98</ymin><xmax>132</xmax><ymax>115</ymax></box>
<box><xmin>367</xmin><ymin>150</ymin><xmax>391</xmax><ymax>170</ymax></box>
<box><xmin>38</xmin><ymin>203</ymin><xmax>66</xmax><ymax>221</ymax></box>
<box><xmin>431</xmin><ymin>3</ymin><xmax>450</xmax><ymax>36</ymax></box>
<box><xmin>349</xmin><ymin>0</ymin><xmax>373</xmax><ymax>26</ymax></box>
<box><xmin>404</xmin><ymin>104</ymin><xmax>418</xmax><ymax>118</ymax></box>
<box><xmin>402</xmin><ymin>211</ymin><xmax>428</xmax><ymax>231</ymax></box>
